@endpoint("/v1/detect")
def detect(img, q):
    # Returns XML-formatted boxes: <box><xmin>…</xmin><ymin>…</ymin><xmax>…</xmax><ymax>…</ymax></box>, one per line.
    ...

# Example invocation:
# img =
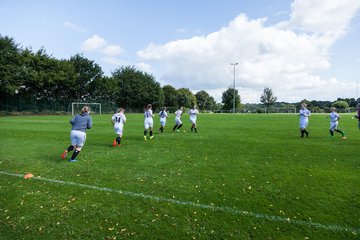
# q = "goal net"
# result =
<box><xmin>71</xmin><ymin>102</ymin><xmax>101</xmax><ymax>115</ymax></box>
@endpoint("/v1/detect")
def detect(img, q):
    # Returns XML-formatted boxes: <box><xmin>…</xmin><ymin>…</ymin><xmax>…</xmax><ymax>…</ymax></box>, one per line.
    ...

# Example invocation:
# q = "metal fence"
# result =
<box><xmin>0</xmin><ymin>96</ymin><xmax>357</xmax><ymax>116</ymax></box>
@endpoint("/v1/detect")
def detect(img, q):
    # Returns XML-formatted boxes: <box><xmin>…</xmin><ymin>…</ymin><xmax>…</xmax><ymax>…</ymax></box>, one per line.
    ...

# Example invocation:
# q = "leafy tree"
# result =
<box><xmin>88</xmin><ymin>76</ymin><xmax>119</xmax><ymax>103</ymax></box>
<box><xmin>163</xmin><ymin>84</ymin><xmax>178</xmax><ymax>107</ymax></box>
<box><xmin>195</xmin><ymin>90</ymin><xmax>216</xmax><ymax>110</ymax></box>
<box><xmin>221</xmin><ymin>87</ymin><xmax>240</xmax><ymax>111</ymax></box>
<box><xmin>177</xmin><ymin>88</ymin><xmax>196</xmax><ymax>108</ymax></box>
<box><xmin>260</xmin><ymin>87</ymin><xmax>277</xmax><ymax>108</ymax></box>
<box><xmin>21</xmin><ymin>48</ymin><xmax>65</xmax><ymax>102</ymax></box>
<box><xmin>332</xmin><ymin>100</ymin><xmax>349</xmax><ymax>109</ymax></box>
<box><xmin>69</xmin><ymin>54</ymin><xmax>103</xmax><ymax>101</ymax></box>
<box><xmin>215</xmin><ymin>103</ymin><xmax>223</xmax><ymax>111</ymax></box>
<box><xmin>297</xmin><ymin>99</ymin><xmax>311</xmax><ymax>108</ymax></box>
<box><xmin>0</xmin><ymin>35</ymin><xmax>24</xmax><ymax>95</ymax></box>
<box><xmin>337</xmin><ymin>97</ymin><xmax>356</xmax><ymax>107</ymax></box>
<box><xmin>112</xmin><ymin>66</ymin><xmax>164</xmax><ymax>109</ymax></box>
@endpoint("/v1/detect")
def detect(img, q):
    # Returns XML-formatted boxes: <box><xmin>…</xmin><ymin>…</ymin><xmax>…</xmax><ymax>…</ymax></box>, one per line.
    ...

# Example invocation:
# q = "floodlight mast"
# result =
<box><xmin>230</xmin><ymin>63</ymin><xmax>238</xmax><ymax>114</ymax></box>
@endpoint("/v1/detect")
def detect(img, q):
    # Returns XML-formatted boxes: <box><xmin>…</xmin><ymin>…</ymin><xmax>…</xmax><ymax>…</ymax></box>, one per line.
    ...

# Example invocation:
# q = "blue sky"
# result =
<box><xmin>1</xmin><ymin>0</ymin><xmax>360</xmax><ymax>103</ymax></box>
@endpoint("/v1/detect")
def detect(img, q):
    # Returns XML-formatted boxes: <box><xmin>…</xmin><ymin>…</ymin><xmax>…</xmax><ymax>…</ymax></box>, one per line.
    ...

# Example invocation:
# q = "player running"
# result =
<box><xmin>61</xmin><ymin>106</ymin><xmax>92</xmax><ymax>162</ymax></box>
<box><xmin>158</xmin><ymin>107</ymin><xmax>168</xmax><ymax>133</ymax></box>
<box><xmin>173</xmin><ymin>107</ymin><xmax>184</xmax><ymax>132</ymax></box>
<box><xmin>144</xmin><ymin>104</ymin><xmax>154</xmax><ymax>141</ymax></box>
<box><xmin>299</xmin><ymin>103</ymin><xmax>311</xmax><ymax>138</ymax></box>
<box><xmin>111</xmin><ymin>108</ymin><xmax>126</xmax><ymax>147</ymax></box>
<box><xmin>188</xmin><ymin>105</ymin><xmax>199</xmax><ymax>133</ymax></box>
<box><xmin>327</xmin><ymin>107</ymin><xmax>346</xmax><ymax>138</ymax></box>
<box><xmin>354</xmin><ymin>103</ymin><xmax>360</xmax><ymax>129</ymax></box>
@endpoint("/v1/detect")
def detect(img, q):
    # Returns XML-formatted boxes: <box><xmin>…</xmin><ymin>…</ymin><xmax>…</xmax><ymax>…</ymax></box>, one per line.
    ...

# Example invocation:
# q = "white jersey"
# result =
<box><xmin>174</xmin><ymin>109</ymin><xmax>183</xmax><ymax>125</ymax></box>
<box><xmin>329</xmin><ymin>112</ymin><xmax>340</xmax><ymax>130</ymax></box>
<box><xmin>112</xmin><ymin>113</ymin><xmax>126</xmax><ymax>126</ymax></box>
<box><xmin>175</xmin><ymin>110</ymin><xmax>183</xmax><ymax>118</ymax></box>
<box><xmin>112</xmin><ymin>113</ymin><xmax>126</xmax><ymax>135</ymax></box>
<box><xmin>144</xmin><ymin>109</ymin><xmax>153</xmax><ymax>129</ymax></box>
<box><xmin>299</xmin><ymin>108</ymin><xmax>311</xmax><ymax>129</ymax></box>
<box><xmin>329</xmin><ymin>112</ymin><xmax>340</xmax><ymax>122</ymax></box>
<box><xmin>188</xmin><ymin>109</ymin><xmax>199</xmax><ymax>124</ymax></box>
<box><xmin>159</xmin><ymin>110</ymin><xmax>168</xmax><ymax>119</ymax></box>
<box><xmin>159</xmin><ymin>110</ymin><xmax>168</xmax><ymax>125</ymax></box>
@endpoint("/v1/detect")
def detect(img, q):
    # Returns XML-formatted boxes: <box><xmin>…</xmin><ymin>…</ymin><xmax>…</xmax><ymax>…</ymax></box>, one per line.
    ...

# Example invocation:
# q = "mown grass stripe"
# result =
<box><xmin>1</xmin><ymin>170</ymin><xmax>359</xmax><ymax>234</ymax></box>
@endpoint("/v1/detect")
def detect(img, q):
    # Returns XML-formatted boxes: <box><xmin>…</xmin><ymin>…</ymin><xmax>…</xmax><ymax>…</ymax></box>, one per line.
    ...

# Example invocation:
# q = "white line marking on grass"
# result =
<box><xmin>1</xmin><ymin>170</ymin><xmax>359</xmax><ymax>234</ymax></box>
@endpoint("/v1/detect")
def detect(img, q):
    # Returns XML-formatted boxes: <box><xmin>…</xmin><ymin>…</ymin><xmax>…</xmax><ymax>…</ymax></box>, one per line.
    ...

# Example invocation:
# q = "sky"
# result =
<box><xmin>1</xmin><ymin>0</ymin><xmax>360</xmax><ymax>103</ymax></box>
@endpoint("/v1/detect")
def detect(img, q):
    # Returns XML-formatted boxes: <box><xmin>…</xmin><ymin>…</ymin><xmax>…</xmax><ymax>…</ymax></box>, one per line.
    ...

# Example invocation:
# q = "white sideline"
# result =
<box><xmin>1</xmin><ymin>170</ymin><xmax>359</xmax><ymax>235</ymax></box>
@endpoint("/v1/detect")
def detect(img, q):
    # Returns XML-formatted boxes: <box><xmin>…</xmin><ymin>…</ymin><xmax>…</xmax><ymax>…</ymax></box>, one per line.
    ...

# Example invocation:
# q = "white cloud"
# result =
<box><xmin>63</xmin><ymin>21</ymin><xmax>87</xmax><ymax>33</ymax></box>
<box><xmin>136</xmin><ymin>62</ymin><xmax>153</xmax><ymax>73</ymax></box>
<box><xmin>81</xmin><ymin>35</ymin><xmax>124</xmax><ymax>66</ymax></box>
<box><xmin>101</xmin><ymin>44</ymin><xmax>124</xmax><ymax>57</ymax></box>
<box><xmin>138</xmin><ymin>1</ymin><xmax>360</xmax><ymax>103</ymax></box>
<box><xmin>81</xmin><ymin>35</ymin><xmax>107</xmax><ymax>52</ymax></box>
<box><xmin>277</xmin><ymin>0</ymin><xmax>360</xmax><ymax>38</ymax></box>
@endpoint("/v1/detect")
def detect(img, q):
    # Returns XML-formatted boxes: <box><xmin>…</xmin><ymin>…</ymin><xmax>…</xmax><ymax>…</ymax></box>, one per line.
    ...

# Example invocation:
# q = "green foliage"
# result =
<box><xmin>195</xmin><ymin>90</ymin><xmax>216</xmax><ymax>110</ymax></box>
<box><xmin>176</xmin><ymin>88</ymin><xmax>196</xmax><ymax>108</ymax></box>
<box><xmin>0</xmin><ymin>35</ymin><xmax>25</xmax><ymax>95</ymax></box>
<box><xmin>69</xmin><ymin>54</ymin><xmax>103</xmax><ymax>101</ymax></box>
<box><xmin>332</xmin><ymin>100</ymin><xmax>349</xmax><ymax>109</ymax></box>
<box><xmin>112</xmin><ymin>66</ymin><xmax>164</xmax><ymax>109</ymax></box>
<box><xmin>336</xmin><ymin>98</ymin><xmax>357</xmax><ymax>107</ymax></box>
<box><xmin>162</xmin><ymin>85</ymin><xmax>178</xmax><ymax>107</ymax></box>
<box><xmin>260</xmin><ymin>87</ymin><xmax>277</xmax><ymax>108</ymax></box>
<box><xmin>221</xmin><ymin>87</ymin><xmax>241</xmax><ymax>110</ymax></box>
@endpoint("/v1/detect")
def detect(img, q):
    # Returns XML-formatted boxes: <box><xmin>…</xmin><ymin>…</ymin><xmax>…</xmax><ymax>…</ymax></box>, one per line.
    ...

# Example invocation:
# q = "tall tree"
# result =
<box><xmin>112</xmin><ymin>66</ymin><xmax>164</xmax><ymax>109</ymax></box>
<box><xmin>221</xmin><ymin>87</ymin><xmax>240</xmax><ymax>111</ymax></box>
<box><xmin>260</xmin><ymin>87</ymin><xmax>277</xmax><ymax>108</ymax></box>
<box><xmin>163</xmin><ymin>84</ymin><xmax>178</xmax><ymax>107</ymax></box>
<box><xmin>0</xmin><ymin>35</ymin><xmax>24</xmax><ymax>95</ymax></box>
<box><xmin>69</xmin><ymin>54</ymin><xmax>103</xmax><ymax>101</ymax></box>
<box><xmin>88</xmin><ymin>76</ymin><xmax>119</xmax><ymax>103</ymax></box>
<box><xmin>195</xmin><ymin>90</ymin><xmax>216</xmax><ymax>110</ymax></box>
<box><xmin>332</xmin><ymin>100</ymin><xmax>349</xmax><ymax>109</ymax></box>
<box><xmin>177</xmin><ymin>88</ymin><xmax>196</xmax><ymax>108</ymax></box>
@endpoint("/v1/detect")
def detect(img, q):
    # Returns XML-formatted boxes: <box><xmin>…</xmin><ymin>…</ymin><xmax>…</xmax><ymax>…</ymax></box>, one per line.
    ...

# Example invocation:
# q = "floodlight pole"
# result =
<box><xmin>357</xmin><ymin>79</ymin><xmax>359</xmax><ymax>100</ymax></box>
<box><xmin>230</xmin><ymin>63</ymin><xmax>238</xmax><ymax>114</ymax></box>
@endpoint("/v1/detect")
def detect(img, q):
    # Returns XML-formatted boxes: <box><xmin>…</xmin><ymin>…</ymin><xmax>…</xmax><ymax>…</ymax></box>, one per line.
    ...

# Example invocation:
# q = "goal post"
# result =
<box><xmin>71</xmin><ymin>102</ymin><xmax>101</xmax><ymax>115</ymax></box>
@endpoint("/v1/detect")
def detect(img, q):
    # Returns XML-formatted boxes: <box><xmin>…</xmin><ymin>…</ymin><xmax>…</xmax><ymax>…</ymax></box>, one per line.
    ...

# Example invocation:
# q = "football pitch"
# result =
<box><xmin>0</xmin><ymin>113</ymin><xmax>359</xmax><ymax>239</ymax></box>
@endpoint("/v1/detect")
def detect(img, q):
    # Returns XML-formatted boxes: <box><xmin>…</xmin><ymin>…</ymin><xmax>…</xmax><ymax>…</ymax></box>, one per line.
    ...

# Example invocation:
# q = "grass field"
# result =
<box><xmin>0</xmin><ymin>113</ymin><xmax>359</xmax><ymax>239</ymax></box>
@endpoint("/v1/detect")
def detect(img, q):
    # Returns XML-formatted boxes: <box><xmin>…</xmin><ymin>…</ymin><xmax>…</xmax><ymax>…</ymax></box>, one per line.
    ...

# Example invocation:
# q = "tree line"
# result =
<box><xmin>1</xmin><ymin>35</ymin><xmax>357</xmax><ymax>113</ymax></box>
<box><xmin>1</xmin><ymin>35</ymin><xmax>242</xmax><ymax>112</ymax></box>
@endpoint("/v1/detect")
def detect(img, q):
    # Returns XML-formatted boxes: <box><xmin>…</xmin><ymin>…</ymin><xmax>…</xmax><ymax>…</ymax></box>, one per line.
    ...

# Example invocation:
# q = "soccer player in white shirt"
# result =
<box><xmin>299</xmin><ymin>103</ymin><xmax>311</xmax><ymax>137</ymax></box>
<box><xmin>188</xmin><ymin>105</ymin><xmax>199</xmax><ymax>133</ymax></box>
<box><xmin>111</xmin><ymin>108</ymin><xmax>126</xmax><ymax>147</ymax></box>
<box><xmin>144</xmin><ymin>104</ymin><xmax>154</xmax><ymax>140</ymax></box>
<box><xmin>173</xmin><ymin>107</ymin><xmax>184</xmax><ymax>132</ymax></box>
<box><xmin>158</xmin><ymin>107</ymin><xmax>168</xmax><ymax>133</ymax></box>
<box><xmin>328</xmin><ymin>107</ymin><xmax>346</xmax><ymax>138</ymax></box>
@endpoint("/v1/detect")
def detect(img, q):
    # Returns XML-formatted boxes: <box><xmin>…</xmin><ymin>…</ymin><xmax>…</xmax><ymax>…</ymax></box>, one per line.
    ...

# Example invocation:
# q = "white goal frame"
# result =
<box><xmin>71</xmin><ymin>102</ymin><xmax>101</xmax><ymax>115</ymax></box>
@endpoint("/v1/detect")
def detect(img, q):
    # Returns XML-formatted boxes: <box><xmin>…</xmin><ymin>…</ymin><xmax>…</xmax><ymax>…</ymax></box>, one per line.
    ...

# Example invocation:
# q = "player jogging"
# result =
<box><xmin>327</xmin><ymin>107</ymin><xmax>346</xmax><ymax>138</ymax></box>
<box><xmin>354</xmin><ymin>103</ymin><xmax>360</xmax><ymax>129</ymax></box>
<box><xmin>144</xmin><ymin>104</ymin><xmax>154</xmax><ymax>141</ymax></box>
<box><xmin>299</xmin><ymin>103</ymin><xmax>311</xmax><ymax>138</ymax></box>
<box><xmin>158</xmin><ymin>107</ymin><xmax>168</xmax><ymax>133</ymax></box>
<box><xmin>61</xmin><ymin>106</ymin><xmax>92</xmax><ymax>162</ymax></box>
<box><xmin>111</xmin><ymin>108</ymin><xmax>126</xmax><ymax>147</ymax></box>
<box><xmin>173</xmin><ymin>107</ymin><xmax>184</xmax><ymax>132</ymax></box>
<box><xmin>188</xmin><ymin>105</ymin><xmax>199</xmax><ymax>133</ymax></box>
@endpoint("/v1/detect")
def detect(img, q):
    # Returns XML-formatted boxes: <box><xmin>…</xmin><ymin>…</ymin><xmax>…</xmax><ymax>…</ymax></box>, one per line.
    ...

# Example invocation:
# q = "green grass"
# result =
<box><xmin>0</xmin><ymin>113</ymin><xmax>359</xmax><ymax>239</ymax></box>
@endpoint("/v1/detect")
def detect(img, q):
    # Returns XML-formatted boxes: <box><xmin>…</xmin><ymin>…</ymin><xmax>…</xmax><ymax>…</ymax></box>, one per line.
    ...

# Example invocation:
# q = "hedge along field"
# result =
<box><xmin>0</xmin><ymin>113</ymin><xmax>359</xmax><ymax>239</ymax></box>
